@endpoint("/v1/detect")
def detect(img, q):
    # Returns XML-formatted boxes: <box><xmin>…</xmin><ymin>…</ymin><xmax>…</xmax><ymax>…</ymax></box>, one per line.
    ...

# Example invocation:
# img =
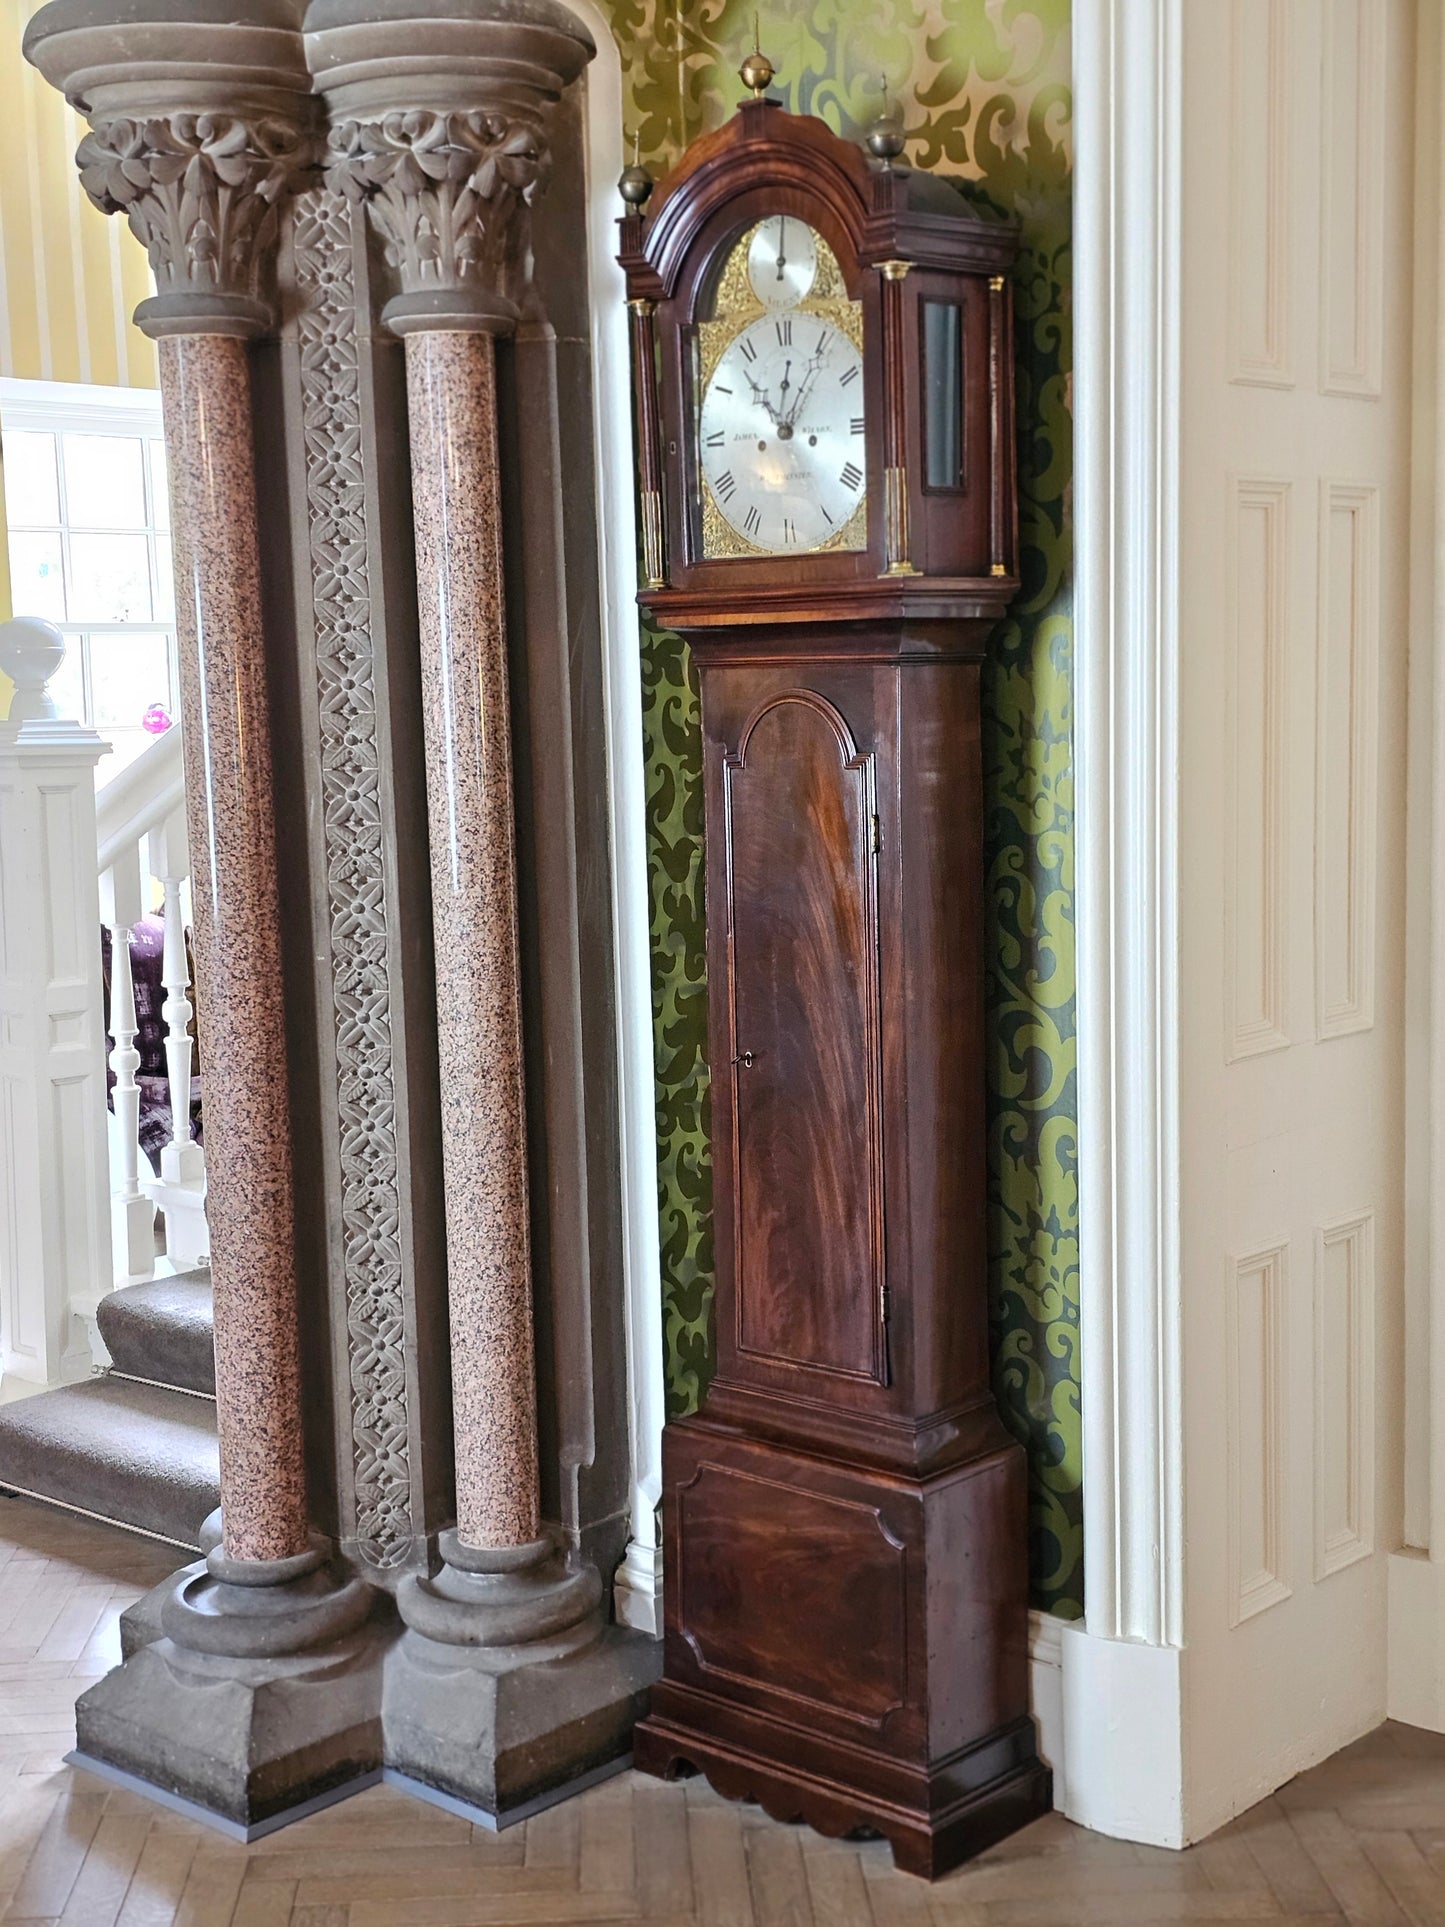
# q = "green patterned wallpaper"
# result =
<box><xmin>598</xmin><ymin>0</ymin><xmax>1080</xmax><ymax>1618</ymax></box>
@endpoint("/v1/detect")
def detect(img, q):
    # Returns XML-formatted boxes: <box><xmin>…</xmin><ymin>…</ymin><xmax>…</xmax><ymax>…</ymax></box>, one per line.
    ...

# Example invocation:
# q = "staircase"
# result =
<box><xmin>0</xmin><ymin>1271</ymin><xmax>219</xmax><ymax>1549</ymax></box>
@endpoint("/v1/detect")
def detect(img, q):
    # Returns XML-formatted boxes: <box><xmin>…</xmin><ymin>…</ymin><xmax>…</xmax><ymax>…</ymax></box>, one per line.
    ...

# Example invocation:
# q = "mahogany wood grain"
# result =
<box><xmin>622</xmin><ymin>95</ymin><xmax>1047</xmax><ymax>1883</ymax></box>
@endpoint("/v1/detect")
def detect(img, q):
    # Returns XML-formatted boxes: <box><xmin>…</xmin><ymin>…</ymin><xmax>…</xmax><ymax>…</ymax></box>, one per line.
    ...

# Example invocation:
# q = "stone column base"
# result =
<box><xmin>90</xmin><ymin>1544</ymin><xmax>663</xmax><ymax>1833</ymax></box>
<box><xmin>382</xmin><ymin>1621</ymin><xmax>660</xmax><ymax>1819</ymax></box>
<box><xmin>74</xmin><ymin>1624</ymin><xmax>387</xmax><ymax>1831</ymax></box>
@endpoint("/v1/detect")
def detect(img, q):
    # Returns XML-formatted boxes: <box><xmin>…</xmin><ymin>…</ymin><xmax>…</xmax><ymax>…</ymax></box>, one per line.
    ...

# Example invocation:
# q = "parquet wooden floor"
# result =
<box><xmin>0</xmin><ymin>1496</ymin><xmax>1442</xmax><ymax>1927</ymax></box>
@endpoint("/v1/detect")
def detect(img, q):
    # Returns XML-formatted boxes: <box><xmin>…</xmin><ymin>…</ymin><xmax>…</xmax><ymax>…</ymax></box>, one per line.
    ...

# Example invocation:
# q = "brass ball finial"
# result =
<box><xmin>865</xmin><ymin>74</ymin><xmax>906</xmax><ymax>161</ymax></box>
<box><xmin>618</xmin><ymin>128</ymin><xmax>654</xmax><ymax>207</ymax></box>
<box><xmin>740</xmin><ymin>12</ymin><xmax>775</xmax><ymax>97</ymax></box>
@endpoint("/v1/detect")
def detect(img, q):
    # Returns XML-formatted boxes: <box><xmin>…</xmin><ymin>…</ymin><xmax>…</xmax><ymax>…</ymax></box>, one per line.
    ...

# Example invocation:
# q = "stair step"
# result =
<box><xmin>0</xmin><ymin>1378</ymin><xmax>218</xmax><ymax>1550</ymax></box>
<box><xmin>96</xmin><ymin>1271</ymin><xmax>214</xmax><ymax>1397</ymax></box>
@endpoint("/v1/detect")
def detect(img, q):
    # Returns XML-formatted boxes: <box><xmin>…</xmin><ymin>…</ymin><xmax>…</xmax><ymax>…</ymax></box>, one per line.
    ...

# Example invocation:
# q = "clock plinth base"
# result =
<box><xmin>637</xmin><ymin>1417</ymin><xmax>1050</xmax><ymax>1879</ymax></box>
<box><xmin>635</xmin><ymin>1705</ymin><xmax>1050</xmax><ymax>1880</ymax></box>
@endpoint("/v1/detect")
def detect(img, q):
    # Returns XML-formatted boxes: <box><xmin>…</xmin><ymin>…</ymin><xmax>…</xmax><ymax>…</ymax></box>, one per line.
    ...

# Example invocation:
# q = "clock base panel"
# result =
<box><xmin>635</xmin><ymin>1418</ymin><xmax>1050</xmax><ymax>1879</ymax></box>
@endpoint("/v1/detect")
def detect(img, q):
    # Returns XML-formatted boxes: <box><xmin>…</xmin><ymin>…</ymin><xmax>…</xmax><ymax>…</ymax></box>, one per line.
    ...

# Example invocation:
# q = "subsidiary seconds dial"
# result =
<box><xmin>698</xmin><ymin>313</ymin><xmax>866</xmax><ymax>553</ymax></box>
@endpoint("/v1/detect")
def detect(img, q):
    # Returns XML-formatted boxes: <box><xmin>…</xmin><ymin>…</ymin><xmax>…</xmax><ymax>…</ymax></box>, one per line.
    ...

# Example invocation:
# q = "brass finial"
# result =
<box><xmin>740</xmin><ymin>14</ymin><xmax>775</xmax><ymax>97</ymax></box>
<box><xmin>866</xmin><ymin>73</ymin><xmax>906</xmax><ymax>161</ymax></box>
<box><xmin>618</xmin><ymin>128</ymin><xmax>654</xmax><ymax>207</ymax></box>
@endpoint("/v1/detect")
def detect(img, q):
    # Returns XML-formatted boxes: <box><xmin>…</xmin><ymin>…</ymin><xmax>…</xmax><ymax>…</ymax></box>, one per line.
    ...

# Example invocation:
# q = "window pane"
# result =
<box><xmin>923</xmin><ymin>302</ymin><xmax>963</xmax><ymax>490</ymax></box>
<box><xmin>68</xmin><ymin>532</ymin><xmax>153</xmax><ymax>621</ymax></box>
<box><xmin>148</xmin><ymin>440</ymin><xmax>170</xmax><ymax>531</ymax></box>
<box><xmin>62</xmin><ymin>434</ymin><xmax>146</xmax><ymax>529</ymax></box>
<box><xmin>88</xmin><ymin>630</ymin><xmax>172</xmax><ymax>731</ymax></box>
<box><xmin>153</xmin><ymin>534</ymin><xmax>175</xmax><ymax>621</ymax></box>
<box><xmin>2</xmin><ymin>431</ymin><xmax>60</xmax><ymax>525</ymax></box>
<box><xmin>47</xmin><ymin>634</ymin><xmax>86</xmax><ymax>725</ymax></box>
<box><xmin>8</xmin><ymin>531</ymin><xmax>67</xmax><ymax>619</ymax></box>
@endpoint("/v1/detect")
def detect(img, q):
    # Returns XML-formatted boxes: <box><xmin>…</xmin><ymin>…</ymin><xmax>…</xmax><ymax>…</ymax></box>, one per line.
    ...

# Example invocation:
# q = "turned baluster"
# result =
<box><xmin>100</xmin><ymin>853</ymin><xmax>155</xmax><ymax>1282</ymax></box>
<box><xmin>147</xmin><ymin>804</ymin><xmax>208</xmax><ymax>1265</ymax></box>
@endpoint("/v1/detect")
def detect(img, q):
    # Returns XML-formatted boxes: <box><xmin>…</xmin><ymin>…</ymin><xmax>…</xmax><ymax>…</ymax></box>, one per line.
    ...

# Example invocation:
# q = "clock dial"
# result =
<box><xmin>699</xmin><ymin>313</ymin><xmax>867</xmax><ymax>554</ymax></box>
<box><xmin>746</xmin><ymin>216</ymin><xmax>817</xmax><ymax>310</ymax></box>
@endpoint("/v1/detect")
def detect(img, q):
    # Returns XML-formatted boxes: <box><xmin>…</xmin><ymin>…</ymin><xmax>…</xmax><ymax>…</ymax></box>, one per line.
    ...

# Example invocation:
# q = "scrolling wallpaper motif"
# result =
<box><xmin>599</xmin><ymin>0</ymin><xmax>1080</xmax><ymax>1617</ymax></box>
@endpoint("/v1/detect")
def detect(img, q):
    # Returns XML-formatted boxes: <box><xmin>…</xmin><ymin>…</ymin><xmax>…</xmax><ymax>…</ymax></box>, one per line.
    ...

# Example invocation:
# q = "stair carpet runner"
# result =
<box><xmin>0</xmin><ymin>1272</ymin><xmax>219</xmax><ymax>1549</ymax></box>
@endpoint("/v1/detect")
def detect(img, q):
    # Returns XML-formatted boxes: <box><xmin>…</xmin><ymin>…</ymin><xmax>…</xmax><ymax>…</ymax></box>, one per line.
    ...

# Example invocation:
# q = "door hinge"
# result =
<box><xmin>871</xmin><ymin>812</ymin><xmax>881</xmax><ymax>855</ymax></box>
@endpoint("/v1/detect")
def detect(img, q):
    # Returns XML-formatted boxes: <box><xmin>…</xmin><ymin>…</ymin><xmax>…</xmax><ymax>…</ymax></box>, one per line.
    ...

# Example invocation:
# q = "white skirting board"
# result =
<box><xmin>1027</xmin><ymin>1609</ymin><xmax>1068</xmax><ymax>1815</ymax></box>
<box><xmin>1388</xmin><ymin>1551</ymin><xmax>1445</xmax><ymax>1733</ymax></box>
<box><xmin>1029</xmin><ymin>1611</ymin><xmax>1188</xmax><ymax>1849</ymax></box>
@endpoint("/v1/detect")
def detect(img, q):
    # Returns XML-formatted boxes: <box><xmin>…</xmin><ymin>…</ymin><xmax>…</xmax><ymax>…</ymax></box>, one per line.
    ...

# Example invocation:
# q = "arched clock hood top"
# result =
<box><xmin>620</xmin><ymin>97</ymin><xmax>1020</xmax><ymax>305</ymax></box>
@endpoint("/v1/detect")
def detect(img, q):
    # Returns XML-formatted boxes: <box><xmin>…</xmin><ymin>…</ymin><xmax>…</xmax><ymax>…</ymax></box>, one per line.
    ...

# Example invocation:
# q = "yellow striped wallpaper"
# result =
<box><xmin>0</xmin><ymin>0</ymin><xmax>156</xmax><ymax>395</ymax></box>
<box><xmin>0</xmin><ymin>0</ymin><xmax>155</xmax><ymax>677</ymax></box>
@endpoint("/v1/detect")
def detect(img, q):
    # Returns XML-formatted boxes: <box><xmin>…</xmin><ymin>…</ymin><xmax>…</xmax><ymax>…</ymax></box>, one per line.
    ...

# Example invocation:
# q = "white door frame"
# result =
<box><xmin>1064</xmin><ymin>0</ymin><xmax>1189</xmax><ymax>1847</ymax></box>
<box><xmin>1390</xmin><ymin>0</ymin><xmax>1445</xmax><ymax>1729</ymax></box>
<box><xmin>565</xmin><ymin>0</ymin><xmax>667</xmax><ymax>1638</ymax></box>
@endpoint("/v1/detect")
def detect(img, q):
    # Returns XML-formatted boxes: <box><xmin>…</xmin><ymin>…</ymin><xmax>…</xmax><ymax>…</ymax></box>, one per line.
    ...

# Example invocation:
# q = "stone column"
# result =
<box><xmin>403</xmin><ymin>320</ymin><xmax>542</xmax><ymax>1551</ymax></box>
<box><xmin>24</xmin><ymin>0</ymin><xmax>376</xmax><ymax>1831</ymax></box>
<box><xmin>309</xmin><ymin>0</ymin><xmax>656</xmax><ymax>1818</ymax></box>
<box><xmin>156</xmin><ymin>322</ymin><xmax>312</xmax><ymax>1566</ymax></box>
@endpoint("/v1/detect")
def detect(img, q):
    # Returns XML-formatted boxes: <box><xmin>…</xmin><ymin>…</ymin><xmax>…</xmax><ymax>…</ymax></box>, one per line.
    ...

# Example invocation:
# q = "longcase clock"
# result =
<box><xmin>620</xmin><ymin>65</ymin><xmax>1050</xmax><ymax>1880</ymax></box>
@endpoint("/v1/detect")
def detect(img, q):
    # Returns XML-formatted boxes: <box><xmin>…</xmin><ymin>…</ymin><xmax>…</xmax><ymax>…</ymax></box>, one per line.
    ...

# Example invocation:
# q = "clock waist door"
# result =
<box><xmin>707</xmin><ymin>672</ymin><xmax>892</xmax><ymax>1411</ymax></box>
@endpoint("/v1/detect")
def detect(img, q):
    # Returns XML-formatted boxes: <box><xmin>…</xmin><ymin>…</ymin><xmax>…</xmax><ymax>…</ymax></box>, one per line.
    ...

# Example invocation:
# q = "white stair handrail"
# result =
<box><xmin>96</xmin><ymin>723</ymin><xmax>185</xmax><ymax>874</ymax></box>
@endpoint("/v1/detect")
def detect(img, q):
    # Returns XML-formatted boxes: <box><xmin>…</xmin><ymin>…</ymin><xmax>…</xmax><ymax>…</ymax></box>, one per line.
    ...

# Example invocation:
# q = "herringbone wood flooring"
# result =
<box><xmin>0</xmin><ymin>1497</ymin><xmax>1441</xmax><ymax>1926</ymax></box>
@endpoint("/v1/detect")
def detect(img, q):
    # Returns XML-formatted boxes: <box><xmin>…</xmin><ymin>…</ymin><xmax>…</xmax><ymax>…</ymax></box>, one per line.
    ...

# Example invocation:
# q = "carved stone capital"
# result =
<box><xmin>78</xmin><ymin>112</ymin><xmax>314</xmax><ymax>338</ymax></box>
<box><xmin>304</xmin><ymin>0</ymin><xmax>594</xmax><ymax>338</ymax></box>
<box><xmin>24</xmin><ymin>0</ymin><xmax>315</xmax><ymax>338</ymax></box>
<box><xmin>326</xmin><ymin>108</ymin><xmax>545</xmax><ymax>335</ymax></box>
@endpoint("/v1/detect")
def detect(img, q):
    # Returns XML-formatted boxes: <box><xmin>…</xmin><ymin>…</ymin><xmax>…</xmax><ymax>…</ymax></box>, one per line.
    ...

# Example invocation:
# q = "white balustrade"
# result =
<box><xmin>0</xmin><ymin>617</ymin><xmax>206</xmax><ymax>1387</ymax></box>
<box><xmin>95</xmin><ymin>706</ymin><xmax>205</xmax><ymax>1288</ymax></box>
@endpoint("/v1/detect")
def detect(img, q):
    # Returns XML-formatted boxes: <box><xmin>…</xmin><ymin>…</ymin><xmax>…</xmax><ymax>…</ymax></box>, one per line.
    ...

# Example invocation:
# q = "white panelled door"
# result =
<box><xmin>1178</xmin><ymin>0</ymin><xmax>1415</xmax><ymax>1834</ymax></box>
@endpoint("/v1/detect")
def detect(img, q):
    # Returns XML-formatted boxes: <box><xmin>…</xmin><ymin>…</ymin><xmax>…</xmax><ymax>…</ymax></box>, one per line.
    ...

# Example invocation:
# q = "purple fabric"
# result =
<box><xmin>101</xmin><ymin>915</ymin><xmax>204</xmax><ymax>1174</ymax></box>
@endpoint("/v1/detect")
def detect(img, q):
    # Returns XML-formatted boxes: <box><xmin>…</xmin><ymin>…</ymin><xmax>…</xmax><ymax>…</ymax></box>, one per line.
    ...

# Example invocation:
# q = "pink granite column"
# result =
<box><xmin>405</xmin><ymin>327</ymin><xmax>540</xmax><ymax>1552</ymax></box>
<box><xmin>159</xmin><ymin>332</ymin><xmax>310</xmax><ymax>1566</ymax></box>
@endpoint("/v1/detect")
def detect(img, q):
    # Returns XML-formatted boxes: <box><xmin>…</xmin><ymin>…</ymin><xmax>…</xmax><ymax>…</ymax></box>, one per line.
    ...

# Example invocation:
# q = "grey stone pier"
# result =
<box><xmin>307</xmin><ymin>0</ymin><xmax>657</xmax><ymax>1820</ymax></box>
<box><xmin>23</xmin><ymin>0</ymin><xmax>380</xmax><ymax>1832</ymax></box>
<box><xmin>22</xmin><ymin>0</ymin><xmax>658</xmax><ymax>1841</ymax></box>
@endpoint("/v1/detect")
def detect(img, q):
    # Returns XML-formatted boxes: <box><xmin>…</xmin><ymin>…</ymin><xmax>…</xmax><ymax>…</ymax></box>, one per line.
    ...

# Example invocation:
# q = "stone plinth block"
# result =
<box><xmin>382</xmin><ymin>1620</ymin><xmax>660</xmax><ymax>1819</ymax></box>
<box><xmin>75</xmin><ymin>1624</ymin><xmax>387</xmax><ymax>1830</ymax></box>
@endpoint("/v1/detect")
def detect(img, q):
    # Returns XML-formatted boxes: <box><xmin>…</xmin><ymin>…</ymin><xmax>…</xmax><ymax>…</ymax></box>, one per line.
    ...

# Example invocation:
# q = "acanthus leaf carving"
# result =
<box><xmin>77</xmin><ymin>112</ymin><xmax>313</xmax><ymax>307</ymax></box>
<box><xmin>325</xmin><ymin>109</ymin><xmax>547</xmax><ymax>306</ymax></box>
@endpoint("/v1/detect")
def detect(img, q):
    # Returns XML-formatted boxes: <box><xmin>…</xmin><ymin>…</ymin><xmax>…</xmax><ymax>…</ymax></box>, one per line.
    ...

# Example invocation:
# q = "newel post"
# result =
<box><xmin>0</xmin><ymin>619</ymin><xmax>110</xmax><ymax>1387</ymax></box>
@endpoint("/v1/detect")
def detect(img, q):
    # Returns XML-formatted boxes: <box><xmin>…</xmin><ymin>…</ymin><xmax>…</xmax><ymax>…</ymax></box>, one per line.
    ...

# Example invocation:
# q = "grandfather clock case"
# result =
<box><xmin>621</xmin><ymin>88</ymin><xmax>1050</xmax><ymax>1880</ymax></box>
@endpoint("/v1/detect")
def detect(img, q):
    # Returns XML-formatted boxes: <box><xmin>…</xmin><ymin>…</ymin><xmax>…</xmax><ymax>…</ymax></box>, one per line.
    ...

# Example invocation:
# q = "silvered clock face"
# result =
<box><xmin>746</xmin><ymin>216</ymin><xmax>818</xmax><ymax>310</ymax></box>
<box><xmin>698</xmin><ymin>313</ymin><xmax>866</xmax><ymax>554</ymax></box>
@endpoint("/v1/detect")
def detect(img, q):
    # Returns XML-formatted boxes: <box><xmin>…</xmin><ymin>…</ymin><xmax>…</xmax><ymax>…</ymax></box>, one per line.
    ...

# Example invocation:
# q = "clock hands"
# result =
<box><xmin>731</xmin><ymin>324</ymin><xmax>836</xmax><ymax>443</ymax></box>
<box><xmin>775</xmin><ymin>216</ymin><xmax>788</xmax><ymax>282</ymax></box>
<box><xmin>775</xmin><ymin>358</ymin><xmax>794</xmax><ymax>430</ymax></box>
<box><xmin>743</xmin><ymin>368</ymin><xmax>783</xmax><ymax>428</ymax></box>
<box><xmin>781</xmin><ymin>334</ymin><xmax>831</xmax><ymax>433</ymax></box>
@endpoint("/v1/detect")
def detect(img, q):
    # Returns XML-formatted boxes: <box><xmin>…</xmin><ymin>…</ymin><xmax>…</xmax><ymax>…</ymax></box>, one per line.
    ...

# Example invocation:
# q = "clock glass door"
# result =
<box><xmin>723</xmin><ymin>690</ymin><xmax>887</xmax><ymax>1387</ymax></box>
<box><xmin>693</xmin><ymin>219</ymin><xmax>867</xmax><ymax>560</ymax></box>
